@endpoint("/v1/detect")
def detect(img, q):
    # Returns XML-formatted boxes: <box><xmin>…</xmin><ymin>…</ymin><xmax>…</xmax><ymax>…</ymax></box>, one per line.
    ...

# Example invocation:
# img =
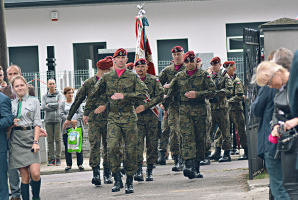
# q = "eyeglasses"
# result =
<box><xmin>184</xmin><ymin>60</ymin><xmax>195</xmax><ymax>63</ymax></box>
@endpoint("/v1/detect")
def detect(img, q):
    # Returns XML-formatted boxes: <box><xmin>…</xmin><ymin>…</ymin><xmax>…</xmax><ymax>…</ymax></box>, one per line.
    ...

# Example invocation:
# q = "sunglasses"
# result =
<box><xmin>184</xmin><ymin>60</ymin><xmax>195</xmax><ymax>63</ymax></box>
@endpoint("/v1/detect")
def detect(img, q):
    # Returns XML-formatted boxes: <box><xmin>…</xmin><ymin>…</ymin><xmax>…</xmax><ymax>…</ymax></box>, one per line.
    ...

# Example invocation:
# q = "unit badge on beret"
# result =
<box><xmin>186</xmin><ymin>57</ymin><xmax>190</xmax><ymax>61</ymax></box>
<box><xmin>138</xmin><ymin>61</ymin><xmax>142</xmax><ymax>65</ymax></box>
<box><xmin>119</xmin><ymin>51</ymin><xmax>123</xmax><ymax>56</ymax></box>
<box><xmin>211</xmin><ymin>62</ymin><xmax>214</xmax><ymax>65</ymax></box>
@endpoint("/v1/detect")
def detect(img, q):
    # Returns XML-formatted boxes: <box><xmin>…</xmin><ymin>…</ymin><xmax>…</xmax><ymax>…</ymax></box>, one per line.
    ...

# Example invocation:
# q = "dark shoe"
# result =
<box><xmin>209</xmin><ymin>147</ymin><xmax>222</xmax><ymax>160</ymax></box>
<box><xmin>230</xmin><ymin>149</ymin><xmax>239</xmax><ymax>155</ymax></box>
<box><xmin>125</xmin><ymin>176</ymin><xmax>134</xmax><ymax>194</ymax></box>
<box><xmin>238</xmin><ymin>148</ymin><xmax>248</xmax><ymax>160</ymax></box>
<box><xmin>200</xmin><ymin>153</ymin><xmax>211</xmax><ymax>165</ymax></box>
<box><xmin>32</xmin><ymin>198</ymin><xmax>40</xmax><ymax>200</ymax></box>
<box><xmin>92</xmin><ymin>166</ymin><xmax>101</xmax><ymax>186</ymax></box>
<box><xmin>112</xmin><ymin>171</ymin><xmax>122</xmax><ymax>192</ymax></box>
<box><xmin>103</xmin><ymin>168</ymin><xmax>113</xmax><ymax>184</ymax></box>
<box><xmin>219</xmin><ymin>150</ymin><xmax>232</xmax><ymax>162</ymax></box>
<box><xmin>65</xmin><ymin>166</ymin><xmax>71</xmax><ymax>171</ymax></box>
<box><xmin>47</xmin><ymin>159</ymin><xmax>55</xmax><ymax>166</ymax></box>
<box><xmin>195</xmin><ymin>162</ymin><xmax>203</xmax><ymax>178</ymax></box>
<box><xmin>172</xmin><ymin>155</ymin><xmax>181</xmax><ymax>171</ymax></box>
<box><xmin>134</xmin><ymin>164</ymin><xmax>144</xmax><ymax>181</ymax></box>
<box><xmin>56</xmin><ymin>159</ymin><xmax>61</xmax><ymax>166</ymax></box>
<box><xmin>183</xmin><ymin>159</ymin><xmax>196</xmax><ymax>179</ymax></box>
<box><xmin>78</xmin><ymin>166</ymin><xmax>84</xmax><ymax>170</ymax></box>
<box><xmin>158</xmin><ymin>150</ymin><xmax>167</xmax><ymax>165</ymax></box>
<box><xmin>146</xmin><ymin>164</ymin><xmax>153</xmax><ymax>181</ymax></box>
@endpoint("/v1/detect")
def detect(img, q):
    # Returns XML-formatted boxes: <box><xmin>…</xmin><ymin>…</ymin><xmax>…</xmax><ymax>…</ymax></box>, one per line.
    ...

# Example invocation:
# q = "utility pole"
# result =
<box><xmin>0</xmin><ymin>0</ymin><xmax>8</xmax><ymax>82</ymax></box>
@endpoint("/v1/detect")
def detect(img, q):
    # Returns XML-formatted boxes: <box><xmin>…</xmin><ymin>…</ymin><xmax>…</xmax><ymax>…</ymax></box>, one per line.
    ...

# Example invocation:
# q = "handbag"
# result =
<box><xmin>67</xmin><ymin>127</ymin><xmax>83</xmax><ymax>153</ymax></box>
<box><xmin>274</xmin><ymin>125</ymin><xmax>298</xmax><ymax>159</ymax></box>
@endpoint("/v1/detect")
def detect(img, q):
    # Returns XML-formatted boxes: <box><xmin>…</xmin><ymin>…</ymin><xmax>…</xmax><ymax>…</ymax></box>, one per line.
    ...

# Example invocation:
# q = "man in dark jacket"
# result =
<box><xmin>251</xmin><ymin>86</ymin><xmax>290</xmax><ymax>200</ymax></box>
<box><xmin>0</xmin><ymin>92</ymin><xmax>14</xmax><ymax>200</ymax></box>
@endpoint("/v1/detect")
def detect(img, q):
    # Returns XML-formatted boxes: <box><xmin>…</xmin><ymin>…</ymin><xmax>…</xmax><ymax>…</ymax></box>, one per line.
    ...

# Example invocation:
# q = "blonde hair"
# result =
<box><xmin>251</xmin><ymin>61</ymin><xmax>287</xmax><ymax>86</ymax></box>
<box><xmin>11</xmin><ymin>75</ymin><xmax>29</xmax><ymax>95</ymax></box>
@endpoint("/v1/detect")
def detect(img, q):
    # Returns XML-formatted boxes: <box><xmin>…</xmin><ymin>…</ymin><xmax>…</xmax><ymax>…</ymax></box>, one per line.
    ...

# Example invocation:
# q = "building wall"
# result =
<box><xmin>5</xmin><ymin>0</ymin><xmax>298</xmax><ymax>72</ymax></box>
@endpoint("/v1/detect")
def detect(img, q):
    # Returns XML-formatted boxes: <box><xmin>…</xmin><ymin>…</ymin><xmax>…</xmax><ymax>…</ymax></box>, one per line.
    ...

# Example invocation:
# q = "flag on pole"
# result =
<box><xmin>135</xmin><ymin>16</ymin><xmax>156</xmax><ymax>76</ymax></box>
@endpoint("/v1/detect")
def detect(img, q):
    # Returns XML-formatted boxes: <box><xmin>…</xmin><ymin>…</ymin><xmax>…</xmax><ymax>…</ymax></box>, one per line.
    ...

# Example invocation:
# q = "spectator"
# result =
<box><xmin>1</xmin><ymin>80</ymin><xmax>7</xmax><ymax>87</ymax></box>
<box><xmin>267</xmin><ymin>51</ymin><xmax>276</xmax><ymax>61</ymax></box>
<box><xmin>273</xmin><ymin>47</ymin><xmax>293</xmax><ymax>71</ymax></box>
<box><xmin>59</xmin><ymin>87</ymin><xmax>84</xmax><ymax>171</ymax></box>
<box><xmin>7</xmin><ymin>76</ymin><xmax>42</xmax><ymax>200</ymax></box>
<box><xmin>41</xmin><ymin>79</ymin><xmax>63</xmax><ymax>166</ymax></box>
<box><xmin>254</xmin><ymin>61</ymin><xmax>298</xmax><ymax>199</ymax></box>
<box><xmin>0</xmin><ymin>66</ymin><xmax>4</xmax><ymax>88</ymax></box>
<box><xmin>0</xmin><ymin>92</ymin><xmax>14</xmax><ymax>200</ymax></box>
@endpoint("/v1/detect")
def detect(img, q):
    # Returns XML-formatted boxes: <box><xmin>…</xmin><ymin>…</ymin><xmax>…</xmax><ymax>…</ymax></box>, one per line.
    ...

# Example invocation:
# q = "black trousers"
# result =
<box><xmin>63</xmin><ymin>133</ymin><xmax>83</xmax><ymax>167</ymax></box>
<box><xmin>281</xmin><ymin>138</ymin><xmax>298</xmax><ymax>200</ymax></box>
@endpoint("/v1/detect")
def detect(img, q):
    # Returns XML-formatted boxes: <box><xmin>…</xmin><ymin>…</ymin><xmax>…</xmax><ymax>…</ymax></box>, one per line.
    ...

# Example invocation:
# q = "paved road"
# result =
<box><xmin>38</xmin><ymin>160</ymin><xmax>268</xmax><ymax>200</ymax></box>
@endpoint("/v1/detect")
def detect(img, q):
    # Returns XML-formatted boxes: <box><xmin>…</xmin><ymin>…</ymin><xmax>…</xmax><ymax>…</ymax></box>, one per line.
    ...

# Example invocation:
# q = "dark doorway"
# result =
<box><xmin>157</xmin><ymin>39</ymin><xmax>188</xmax><ymax>61</ymax></box>
<box><xmin>9</xmin><ymin>46</ymin><xmax>39</xmax><ymax>73</ymax></box>
<box><xmin>73</xmin><ymin>42</ymin><xmax>106</xmax><ymax>70</ymax></box>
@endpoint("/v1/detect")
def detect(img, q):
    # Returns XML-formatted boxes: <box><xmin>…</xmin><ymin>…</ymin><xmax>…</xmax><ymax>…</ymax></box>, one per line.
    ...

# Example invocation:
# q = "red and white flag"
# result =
<box><xmin>135</xmin><ymin>18</ymin><xmax>156</xmax><ymax>76</ymax></box>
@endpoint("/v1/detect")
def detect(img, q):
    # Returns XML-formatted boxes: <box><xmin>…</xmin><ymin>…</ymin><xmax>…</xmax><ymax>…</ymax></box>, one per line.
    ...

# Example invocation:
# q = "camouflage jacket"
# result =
<box><xmin>163</xmin><ymin>68</ymin><xmax>217</xmax><ymax>111</ymax></box>
<box><xmin>135</xmin><ymin>74</ymin><xmax>164</xmax><ymax>120</ymax></box>
<box><xmin>210</xmin><ymin>71</ymin><xmax>233</xmax><ymax>109</ymax></box>
<box><xmin>67</xmin><ymin>75</ymin><xmax>108</xmax><ymax>122</ymax></box>
<box><xmin>84</xmin><ymin>69</ymin><xmax>147</xmax><ymax>123</ymax></box>
<box><xmin>228</xmin><ymin>75</ymin><xmax>244</xmax><ymax>110</ymax></box>
<box><xmin>158</xmin><ymin>63</ymin><xmax>186</xmax><ymax>107</ymax></box>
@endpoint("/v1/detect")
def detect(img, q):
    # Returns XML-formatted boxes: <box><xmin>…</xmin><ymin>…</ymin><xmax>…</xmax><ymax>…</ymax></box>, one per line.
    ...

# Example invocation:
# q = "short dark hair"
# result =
<box><xmin>8</xmin><ymin>65</ymin><xmax>21</xmax><ymax>73</ymax></box>
<box><xmin>63</xmin><ymin>87</ymin><xmax>74</xmax><ymax>95</ymax></box>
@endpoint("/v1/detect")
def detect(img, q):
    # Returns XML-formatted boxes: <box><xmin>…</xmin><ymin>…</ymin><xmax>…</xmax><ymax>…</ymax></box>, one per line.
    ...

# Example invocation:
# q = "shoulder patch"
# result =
<box><xmin>237</xmin><ymin>82</ymin><xmax>241</xmax><ymax>84</ymax></box>
<box><xmin>156</xmin><ymin>79</ymin><xmax>159</xmax><ymax>82</ymax></box>
<box><xmin>207</xmin><ymin>75</ymin><xmax>210</xmax><ymax>78</ymax></box>
<box><xmin>227</xmin><ymin>76</ymin><xmax>230</xmax><ymax>79</ymax></box>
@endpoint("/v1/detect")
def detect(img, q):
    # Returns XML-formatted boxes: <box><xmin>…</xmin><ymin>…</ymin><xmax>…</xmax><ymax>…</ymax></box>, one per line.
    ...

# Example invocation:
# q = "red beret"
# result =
<box><xmin>104</xmin><ymin>56</ymin><xmax>114</xmax><ymax>61</ymax></box>
<box><xmin>96</xmin><ymin>58</ymin><xmax>113</xmax><ymax>70</ymax></box>
<box><xmin>134</xmin><ymin>58</ymin><xmax>147</xmax><ymax>66</ymax></box>
<box><xmin>196</xmin><ymin>57</ymin><xmax>201</xmax><ymax>63</ymax></box>
<box><xmin>170</xmin><ymin>60</ymin><xmax>175</xmax><ymax>65</ymax></box>
<box><xmin>126</xmin><ymin>63</ymin><xmax>135</xmax><ymax>70</ymax></box>
<box><xmin>183</xmin><ymin>51</ymin><xmax>196</xmax><ymax>62</ymax></box>
<box><xmin>113</xmin><ymin>48</ymin><xmax>127</xmax><ymax>58</ymax></box>
<box><xmin>210</xmin><ymin>57</ymin><xmax>221</xmax><ymax>65</ymax></box>
<box><xmin>171</xmin><ymin>46</ymin><xmax>184</xmax><ymax>53</ymax></box>
<box><xmin>223</xmin><ymin>61</ymin><xmax>235</xmax><ymax>68</ymax></box>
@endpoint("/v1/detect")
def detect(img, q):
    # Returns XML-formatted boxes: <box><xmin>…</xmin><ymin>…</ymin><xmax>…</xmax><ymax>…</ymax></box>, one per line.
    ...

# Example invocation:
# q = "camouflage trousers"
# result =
<box><xmin>229</xmin><ymin>109</ymin><xmax>248</xmax><ymax>149</ymax></box>
<box><xmin>212</xmin><ymin>108</ymin><xmax>232</xmax><ymax>150</ymax></box>
<box><xmin>158</xmin><ymin>115</ymin><xmax>170</xmax><ymax>151</ymax></box>
<box><xmin>168</xmin><ymin>105</ymin><xmax>182</xmax><ymax>156</ymax></box>
<box><xmin>88</xmin><ymin>120</ymin><xmax>108</xmax><ymax>168</ymax></box>
<box><xmin>205</xmin><ymin>109</ymin><xmax>212</xmax><ymax>154</ymax></box>
<box><xmin>179</xmin><ymin>104</ymin><xmax>206</xmax><ymax>162</ymax></box>
<box><xmin>136</xmin><ymin>112</ymin><xmax>159</xmax><ymax>165</ymax></box>
<box><xmin>107</xmin><ymin>121</ymin><xmax>137</xmax><ymax>177</ymax></box>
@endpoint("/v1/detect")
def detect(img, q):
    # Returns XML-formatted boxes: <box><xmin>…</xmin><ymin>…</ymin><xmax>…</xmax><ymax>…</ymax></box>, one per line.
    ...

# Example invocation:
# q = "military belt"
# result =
<box><xmin>181</xmin><ymin>100</ymin><xmax>205</xmax><ymax>106</ymax></box>
<box><xmin>15</xmin><ymin>126</ymin><xmax>34</xmax><ymax>131</ymax></box>
<box><xmin>109</xmin><ymin>106</ymin><xmax>134</xmax><ymax>112</ymax></box>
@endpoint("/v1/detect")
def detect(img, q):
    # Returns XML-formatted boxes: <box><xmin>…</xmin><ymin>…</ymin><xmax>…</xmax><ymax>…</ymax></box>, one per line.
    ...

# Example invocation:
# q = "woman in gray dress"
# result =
<box><xmin>7</xmin><ymin>76</ymin><xmax>42</xmax><ymax>200</ymax></box>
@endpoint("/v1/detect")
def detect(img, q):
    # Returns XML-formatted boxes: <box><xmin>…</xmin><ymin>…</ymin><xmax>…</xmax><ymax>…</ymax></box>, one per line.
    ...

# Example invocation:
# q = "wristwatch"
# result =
<box><xmin>33</xmin><ymin>141</ymin><xmax>39</xmax><ymax>145</ymax></box>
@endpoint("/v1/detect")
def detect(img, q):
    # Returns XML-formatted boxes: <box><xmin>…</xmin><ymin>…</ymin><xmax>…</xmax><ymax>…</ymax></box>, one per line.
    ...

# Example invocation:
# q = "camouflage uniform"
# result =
<box><xmin>211</xmin><ymin>73</ymin><xmax>233</xmax><ymax>151</ymax></box>
<box><xmin>84</xmin><ymin>69</ymin><xmax>147</xmax><ymax>177</ymax></box>
<box><xmin>227</xmin><ymin>75</ymin><xmax>247</xmax><ymax>149</ymax></box>
<box><xmin>135</xmin><ymin>74</ymin><xmax>164</xmax><ymax>165</ymax></box>
<box><xmin>163</xmin><ymin>69</ymin><xmax>216</xmax><ymax>162</ymax></box>
<box><xmin>67</xmin><ymin>76</ymin><xmax>109</xmax><ymax>168</ymax></box>
<box><xmin>159</xmin><ymin>63</ymin><xmax>186</xmax><ymax>156</ymax></box>
<box><xmin>205</xmin><ymin>100</ymin><xmax>212</xmax><ymax>154</ymax></box>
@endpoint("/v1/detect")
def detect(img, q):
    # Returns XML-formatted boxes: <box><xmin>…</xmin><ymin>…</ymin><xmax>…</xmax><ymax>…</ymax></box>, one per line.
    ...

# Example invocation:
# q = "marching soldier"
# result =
<box><xmin>158</xmin><ymin>46</ymin><xmax>185</xmax><ymax>171</ymax></box>
<box><xmin>133</xmin><ymin>58</ymin><xmax>164</xmax><ymax>182</ymax></box>
<box><xmin>83</xmin><ymin>48</ymin><xmax>147</xmax><ymax>194</ymax></box>
<box><xmin>196</xmin><ymin>57</ymin><xmax>202</xmax><ymax>68</ymax></box>
<box><xmin>200</xmin><ymin>99</ymin><xmax>212</xmax><ymax>165</ymax></box>
<box><xmin>163</xmin><ymin>51</ymin><xmax>217</xmax><ymax>179</ymax></box>
<box><xmin>223</xmin><ymin>61</ymin><xmax>248</xmax><ymax>160</ymax></box>
<box><xmin>63</xmin><ymin>58</ymin><xmax>114</xmax><ymax>186</ymax></box>
<box><xmin>208</xmin><ymin>57</ymin><xmax>233</xmax><ymax>162</ymax></box>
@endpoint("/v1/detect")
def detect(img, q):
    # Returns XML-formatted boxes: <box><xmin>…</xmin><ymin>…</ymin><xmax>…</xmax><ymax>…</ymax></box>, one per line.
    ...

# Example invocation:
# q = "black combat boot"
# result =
<box><xmin>91</xmin><ymin>166</ymin><xmax>101</xmax><ymax>186</ymax></box>
<box><xmin>125</xmin><ymin>176</ymin><xmax>134</xmax><ymax>194</ymax></box>
<box><xmin>103</xmin><ymin>168</ymin><xmax>113</xmax><ymax>184</ymax></box>
<box><xmin>238</xmin><ymin>148</ymin><xmax>248</xmax><ymax>160</ymax></box>
<box><xmin>219</xmin><ymin>150</ymin><xmax>232</xmax><ymax>162</ymax></box>
<box><xmin>178</xmin><ymin>155</ymin><xmax>185</xmax><ymax>171</ymax></box>
<box><xmin>195</xmin><ymin>161</ymin><xmax>203</xmax><ymax>178</ymax></box>
<box><xmin>172</xmin><ymin>155</ymin><xmax>181</xmax><ymax>171</ymax></box>
<box><xmin>157</xmin><ymin>150</ymin><xmax>167</xmax><ymax>165</ymax></box>
<box><xmin>134</xmin><ymin>164</ymin><xmax>144</xmax><ymax>181</ymax></box>
<box><xmin>146</xmin><ymin>164</ymin><xmax>154</xmax><ymax>181</ymax></box>
<box><xmin>112</xmin><ymin>171</ymin><xmax>123</xmax><ymax>192</ymax></box>
<box><xmin>183</xmin><ymin>159</ymin><xmax>196</xmax><ymax>179</ymax></box>
<box><xmin>209</xmin><ymin>147</ymin><xmax>222</xmax><ymax>160</ymax></box>
<box><xmin>200</xmin><ymin>153</ymin><xmax>211</xmax><ymax>165</ymax></box>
